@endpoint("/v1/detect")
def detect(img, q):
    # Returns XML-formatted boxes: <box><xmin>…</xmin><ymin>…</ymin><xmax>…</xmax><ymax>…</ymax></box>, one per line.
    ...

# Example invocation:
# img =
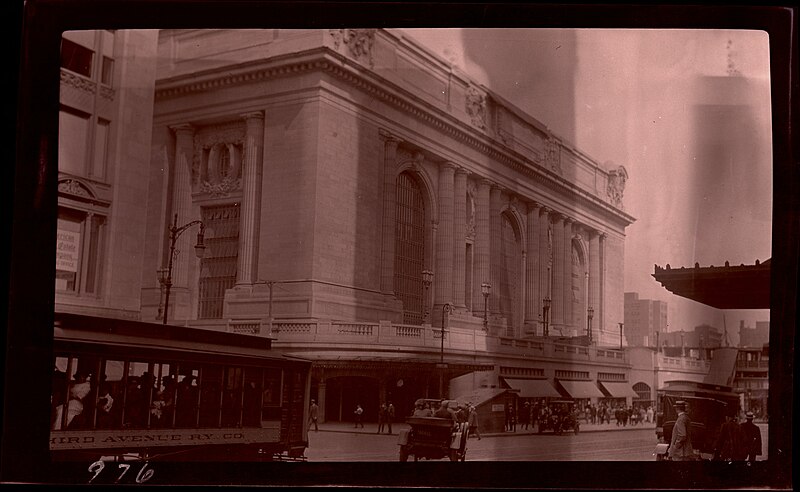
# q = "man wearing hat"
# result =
<box><xmin>669</xmin><ymin>400</ymin><xmax>695</xmax><ymax>461</ymax></box>
<box><xmin>308</xmin><ymin>399</ymin><xmax>319</xmax><ymax>432</ymax></box>
<box><xmin>740</xmin><ymin>411</ymin><xmax>762</xmax><ymax>462</ymax></box>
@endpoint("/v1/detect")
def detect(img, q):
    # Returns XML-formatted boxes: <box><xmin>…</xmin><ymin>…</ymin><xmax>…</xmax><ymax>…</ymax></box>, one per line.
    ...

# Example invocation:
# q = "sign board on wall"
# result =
<box><xmin>56</xmin><ymin>229</ymin><xmax>80</xmax><ymax>272</ymax></box>
<box><xmin>492</xmin><ymin>404</ymin><xmax>505</xmax><ymax>412</ymax></box>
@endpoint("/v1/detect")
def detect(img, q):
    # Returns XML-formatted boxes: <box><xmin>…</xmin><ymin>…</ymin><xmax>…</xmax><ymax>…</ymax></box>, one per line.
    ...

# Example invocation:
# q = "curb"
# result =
<box><xmin>314</xmin><ymin>424</ymin><xmax>657</xmax><ymax>437</ymax></box>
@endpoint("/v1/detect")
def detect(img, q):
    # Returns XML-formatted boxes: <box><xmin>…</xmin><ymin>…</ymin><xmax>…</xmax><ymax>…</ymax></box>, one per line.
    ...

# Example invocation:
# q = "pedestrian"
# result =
<box><xmin>715</xmin><ymin>414</ymin><xmax>744</xmax><ymax>461</ymax></box>
<box><xmin>740</xmin><ymin>412</ymin><xmax>762</xmax><ymax>463</ymax></box>
<box><xmin>377</xmin><ymin>403</ymin><xmax>386</xmax><ymax>433</ymax></box>
<box><xmin>412</xmin><ymin>399</ymin><xmax>432</xmax><ymax>417</ymax></box>
<box><xmin>386</xmin><ymin>402</ymin><xmax>395</xmax><ymax>434</ymax></box>
<box><xmin>308</xmin><ymin>399</ymin><xmax>319</xmax><ymax>431</ymax></box>
<box><xmin>506</xmin><ymin>402</ymin><xmax>516</xmax><ymax>432</ymax></box>
<box><xmin>590</xmin><ymin>404</ymin><xmax>597</xmax><ymax>424</ymax></box>
<box><xmin>521</xmin><ymin>401</ymin><xmax>530</xmax><ymax>430</ymax></box>
<box><xmin>668</xmin><ymin>401</ymin><xmax>695</xmax><ymax>461</ymax></box>
<box><xmin>354</xmin><ymin>404</ymin><xmax>364</xmax><ymax>428</ymax></box>
<box><xmin>646</xmin><ymin>405</ymin><xmax>654</xmax><ymax>423</ymax></box>
<box><xmin>467</xmin><ymin>405</ymin><xmax>481</xmax><ymax>440</ymax></box>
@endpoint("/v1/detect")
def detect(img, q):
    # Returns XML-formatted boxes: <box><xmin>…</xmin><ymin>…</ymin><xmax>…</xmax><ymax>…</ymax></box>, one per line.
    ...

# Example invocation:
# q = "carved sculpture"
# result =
<box><xmin>330</xmin><ymin>29</ymin><xmax>376</xmax><ymax>67</ymax></box>
<box><xmin>465</xmin><ymin>86</ymin><xmax>487</xmax><ymax>129</ymax></box>
<box><xmin>606</xmin><ymin>165</ymin><xmax>629</xmax><ymax>208</ymax></box>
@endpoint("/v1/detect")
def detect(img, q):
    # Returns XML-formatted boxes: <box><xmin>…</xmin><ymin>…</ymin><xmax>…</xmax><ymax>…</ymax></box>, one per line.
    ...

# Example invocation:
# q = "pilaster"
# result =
<box><xmin>452</xmin><ymin>167</ymin><xmax>468</xmax><ymax>309</ymax></box>
<box><xmin>236</xmin><ymin>111</ymin><xmax>264</xmax><ymax>286</ymax></box>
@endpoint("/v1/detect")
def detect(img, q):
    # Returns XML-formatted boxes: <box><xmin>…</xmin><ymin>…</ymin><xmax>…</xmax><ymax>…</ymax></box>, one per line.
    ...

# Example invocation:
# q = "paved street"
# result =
<box><xmin>305</xmin><ymin>420</ymin><xmax>768</xmax><ymax>462</ymax></box>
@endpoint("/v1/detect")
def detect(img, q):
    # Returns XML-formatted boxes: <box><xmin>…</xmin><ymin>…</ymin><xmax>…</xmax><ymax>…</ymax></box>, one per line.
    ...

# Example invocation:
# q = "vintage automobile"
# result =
<box><xmin>537</xmin><ymin>400</ymin><xmax>580</xmax><ymax>435</ymax></box>
<box><xmin>653</xmin><ymin>381</ymin><xmax>740</xmax><ymax>461</ymax></box>
<box><xmin>398</xmin><ymin>413</ymin><xmax>469</xmax><ymax>461</ymax></box>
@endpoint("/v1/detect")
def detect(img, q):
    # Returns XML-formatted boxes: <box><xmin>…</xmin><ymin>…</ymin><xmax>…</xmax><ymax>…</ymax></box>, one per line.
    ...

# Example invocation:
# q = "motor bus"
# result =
<box><xmin>653</xmin><ymin>380</ymin><xmax>740</xmax><ymax>460</ymax></box>
<box><xmin>50</xmin><ymin>312</ymin><xmax>311</xmax><ymax>465</ymax></box>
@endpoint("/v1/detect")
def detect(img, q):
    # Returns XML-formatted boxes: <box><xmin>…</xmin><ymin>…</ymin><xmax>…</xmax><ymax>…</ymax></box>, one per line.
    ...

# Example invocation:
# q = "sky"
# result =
<box><xmin>402</xmin><ymin>29</ymin><xmax>773</xmax><ymax>340</ymax></box>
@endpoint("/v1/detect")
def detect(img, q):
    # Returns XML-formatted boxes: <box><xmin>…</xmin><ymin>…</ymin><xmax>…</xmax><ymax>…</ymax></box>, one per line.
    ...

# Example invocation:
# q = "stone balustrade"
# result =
<box><xmin>265</xmin><ymin>318</ymin><xmax>628</xmax><ymax>363</ymax></box>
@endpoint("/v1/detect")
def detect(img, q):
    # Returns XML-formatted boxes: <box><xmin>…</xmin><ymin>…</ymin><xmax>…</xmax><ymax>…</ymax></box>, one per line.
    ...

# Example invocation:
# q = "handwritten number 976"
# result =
<box><xmin>88</xmin><ymin>460</ymin><xmax>154</xmax><ymax>484</ymax></box>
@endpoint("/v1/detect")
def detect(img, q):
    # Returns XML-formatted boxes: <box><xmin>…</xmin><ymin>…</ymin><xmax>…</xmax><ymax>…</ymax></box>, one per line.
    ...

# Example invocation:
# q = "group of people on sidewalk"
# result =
<box><xmin>668</xmin><ymin>400</ymin><xmax>762</xmax><ymax>462</ymax></box>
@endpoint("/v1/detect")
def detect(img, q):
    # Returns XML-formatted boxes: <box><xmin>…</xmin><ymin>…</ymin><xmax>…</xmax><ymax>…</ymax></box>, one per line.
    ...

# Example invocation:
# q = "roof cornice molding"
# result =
<box><xmin>156</xmin><ymin>47</ymin><xmax>634</xmax><ymax>226</ymax></box>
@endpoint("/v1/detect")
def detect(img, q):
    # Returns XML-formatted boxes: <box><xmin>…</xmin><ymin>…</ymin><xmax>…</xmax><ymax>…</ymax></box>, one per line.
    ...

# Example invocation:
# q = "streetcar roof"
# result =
<box><xmin>53</xmin><ymin>312</ymin><xmax>310</xmax><ymax>365</ymax></box>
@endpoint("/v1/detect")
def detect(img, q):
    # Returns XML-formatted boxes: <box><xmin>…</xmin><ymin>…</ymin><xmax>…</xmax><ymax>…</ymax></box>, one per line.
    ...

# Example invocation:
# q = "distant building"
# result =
<box><xmin>739</xmin><ymin>320</ymin><xmax>769</xmax><ymax>348</ymax></box>
<box><xmin>623</xmin><ymin>292</ymin><xmax>667</xmax><ymax>347</ymax></box>
<box><xmin>733</xmin><ymin>344</ymin><xmax>769</xmax><ymax>417</ymax></box>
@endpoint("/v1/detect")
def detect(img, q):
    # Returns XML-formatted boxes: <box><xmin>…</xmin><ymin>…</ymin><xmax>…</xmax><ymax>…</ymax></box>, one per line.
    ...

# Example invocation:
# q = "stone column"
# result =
<box><xmin>473</xmin><ymin>178</ymin><xmax>491</xmax><ymax>317</ymax></box>
<box><xmin>489</xmin><ymin>185</ymin><xmax>503</xmax><ymax>315</ymax></box>
<box><xmin>524</xmin><ymin>202</ymin><xmax>541</xmax><ymax>332</ymax></box>
<box><xmin>434</xmin><ymin>162</ymin><xmax>456</xmax><ymax>309</ymax></box>
<box><xmin>563</xmin><ymin>217</ymin><xmax>575</xmax><ymax>331</ymax></box>
<box><xmin>380</xmin><ymin>131</ymin><xmax>401</xmax><ymax>295</ymax></box>
<box><xmin>236</xmin><ymin>112</ymin><xmax>264</xmax><ymax>286</ymax></box>
<box><xmin>551</xmin><ymin>212</ymin><xmax>565</xmax><ymax>330</ymax></box>
<box><xmin>169</xmin><ymin>124</ymin><xmax>196</xmax><ymax>289</ymax></box>
<box><xmin>599</xmin><ymin>232</ymin><xmax>606</xmax><ymax>335</ymax></box>
<box><xmin>539</xmin><ymin>207</ymin><xmax>551</xmax><ymax>307</ymax></box>
<box><xmin>452</xmin><ymin>167</ymin><xmax>468</xmax><ymax>309</ymax></box>
<box><xmin>589</xmin><ymin>229</ymin><xmax>600</xmax><ymax>341</ymax></box>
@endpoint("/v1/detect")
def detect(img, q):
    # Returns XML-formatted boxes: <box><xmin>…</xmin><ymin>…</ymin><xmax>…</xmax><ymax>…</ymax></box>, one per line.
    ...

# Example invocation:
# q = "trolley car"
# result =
<box><xmin>653</xmin><ymin>380</ymin><xmax>740</xmax><ymax>460</ymax></box>
<box><xmin>50</xmin><ymin>312</ymin><xmax>311</xmax><ymax>463</ymax></box>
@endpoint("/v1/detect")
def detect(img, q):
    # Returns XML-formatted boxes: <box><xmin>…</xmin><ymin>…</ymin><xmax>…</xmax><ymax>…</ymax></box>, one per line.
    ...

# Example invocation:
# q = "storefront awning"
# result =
<box><xmin>598</xmin><ymin>381</ymin><xmax>639</xmax><ymax>398</ymax></box>
<box><xmin>503</xmin><ymin>378</ymin><xmax>561</xmax><ymax>398</ymax></box>
<box><xmin>557</xmin><ymin>380</ymin><xmax>604</xmax><ymax>399</ymax></box>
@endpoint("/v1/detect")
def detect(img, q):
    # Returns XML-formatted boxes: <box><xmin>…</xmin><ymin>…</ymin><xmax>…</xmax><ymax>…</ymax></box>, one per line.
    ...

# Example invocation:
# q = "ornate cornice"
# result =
<box><xmin>155</xmin><ymin>49</ymin><xmax>634</xmax><ymax>226</ymax></box>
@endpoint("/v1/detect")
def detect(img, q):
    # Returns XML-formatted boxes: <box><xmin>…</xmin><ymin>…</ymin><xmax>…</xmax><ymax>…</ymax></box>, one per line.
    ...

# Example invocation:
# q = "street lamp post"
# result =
<box><xmin>422</xmin><ymin>270</ymin><xmax>434</xmax><ymax>324</ymax></box>
<box><xmin>158</xmin><ymin>213</ymin><xmax>206</xmax><ymax>325</ymax></box>
<box><xmin>481</xmin><ymin>282</ymin><xmax>491</xmax><ymax>331</ymax></box>
<box><xmin>437</xmin><ymin>302</ymin><xmax>453</xmax><ymax>398</ymax></box>
<box><xmin>618</xmin><ymin>322</ymin><xmax>624</xmax><ymax>350</ymax></box>
<box><xmin>587</xmin><ymin>306</ymin><xmax>594</xmax><ymax>344</ymax></box>
<box><xmin>542</xmin><ymin>297</ymin><xmax>551</xmax><ymax>337</ymax></box>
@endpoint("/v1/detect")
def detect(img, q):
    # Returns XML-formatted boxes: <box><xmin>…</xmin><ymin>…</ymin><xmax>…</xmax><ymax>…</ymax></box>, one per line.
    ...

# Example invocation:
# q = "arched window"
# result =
<box><xmin>571</xmin><ymin>241</ymin><xmax>586</xmax><ymax>334</ymax></box>
<box><xmin>499</xmin><ymin>213</ymin><xmax>522</xmax><ymax>337</ymax></box>
<box><xmin>394</xmin><ymin>172</ymin><xmax>426</xmax><ymax>324</ymax></box>
<box><xmin>633</xmin><ymin>382</ymin><xmax>652</xmax><ymax>402</ymax></box>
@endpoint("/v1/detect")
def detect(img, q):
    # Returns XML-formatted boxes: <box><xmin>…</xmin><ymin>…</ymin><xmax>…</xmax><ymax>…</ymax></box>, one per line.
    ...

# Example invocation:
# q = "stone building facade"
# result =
<box><xmin>55</xmin><ymin>30</ymin><xmax>159</xmax><ymax>320</ymax></box>
<box><xmin>57</xmin><ymin>29</ymin><xmax>636</xmax><ymax>423</ymax></box>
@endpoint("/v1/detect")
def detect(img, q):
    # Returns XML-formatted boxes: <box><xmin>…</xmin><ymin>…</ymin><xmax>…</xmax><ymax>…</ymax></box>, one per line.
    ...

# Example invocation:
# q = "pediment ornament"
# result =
<box><xmin>465</xmin><ymin>86</ymin><xmax>487</xmax><ymax>130</ymax></box>
<box><xmin>58</xmin><ymin>179</ymin><xmax>93</xmax><ymax>198</ymax></box>
<box><xmin>330</xmin><ymin>29</ymin><xmax>376</xmax><ymax>67</ymax></box>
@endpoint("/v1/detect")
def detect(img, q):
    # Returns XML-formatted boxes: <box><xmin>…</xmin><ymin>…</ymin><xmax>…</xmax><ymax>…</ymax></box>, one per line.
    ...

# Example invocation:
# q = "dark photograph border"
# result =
<box><xmin>5</xmin><ymin>1</ymin><xmax>796</xmax><ymax>489</ymax></box>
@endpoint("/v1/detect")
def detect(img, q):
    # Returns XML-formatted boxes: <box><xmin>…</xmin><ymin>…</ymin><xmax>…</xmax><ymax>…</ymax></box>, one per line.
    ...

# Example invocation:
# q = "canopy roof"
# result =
<box><xmin>503</xmin><ymin>378</ymin><xmax>561</xmax><ymax>398</ymax></box>
<box><xmin>556</xmin><ymin>380</ymin><xmax>604</xmax><ymax>399</ymax></box>
<box><xmin>598</xmin><ymin>381</ymin><xmax>639</xmax><ymax>398</ymax></box>
<box><xmin>652</xmin><ymin>260</ymin><xmax>770</xmax><ymax>309</ymax></box>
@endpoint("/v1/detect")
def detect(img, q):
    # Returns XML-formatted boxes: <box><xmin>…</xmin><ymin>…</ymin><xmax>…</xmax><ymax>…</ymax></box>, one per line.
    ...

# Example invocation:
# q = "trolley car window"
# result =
<box><xmin>242</xmin><ymin>367</ymin><xmax>263</xmax><ymax>427</ymax></box>
<box><xmin>174</xmin><ymin>366</ymin><xmax>200</xmax><ymax>428</ymax></box>
<box><xmin>221</xmin><ymin>366</ymin><xmax>243</xmax><ymax>427</ymax></box>
<box><xmin>261</xmin><ymin>368</ymin><xmax>282</xmax><ymax>421</ymax></box>
<box><xmin>51</xmin><ymin>355</ymin><xmax>98</xmax><ymax>431</ymax></box>
<box><xmin>96</xmin><ymin>359</ymin><xmax>124</xmax><ymax>429</ymax></box>
<box><xmin>199</xmin><ymin>365</ymin><xmax>223</xmax><ymax>427</ymax></box>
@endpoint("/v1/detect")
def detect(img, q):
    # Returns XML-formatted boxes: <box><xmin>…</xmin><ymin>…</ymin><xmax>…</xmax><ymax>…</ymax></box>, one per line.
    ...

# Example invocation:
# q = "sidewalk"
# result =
<box><xmin>312</xmin><ymin>419</ymin><xmax>657</xmax><ymax>437</ymax></box>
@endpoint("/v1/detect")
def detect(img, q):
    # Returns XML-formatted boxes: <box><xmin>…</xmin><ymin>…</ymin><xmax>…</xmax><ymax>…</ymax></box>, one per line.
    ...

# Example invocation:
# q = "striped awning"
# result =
<box><xmin>503</xmin><ymin>378</ymin><xmax>561</xmax><ymax>398</ymax></box>
<box><xmin>598</xmin><ymin>381</ymin><xmax>639</xmax><ymax>398</ymax></box>
<box><xmin>557</xmin><ymin>380</ymin><xmax>604</xmax><ymax>399</ymax></box>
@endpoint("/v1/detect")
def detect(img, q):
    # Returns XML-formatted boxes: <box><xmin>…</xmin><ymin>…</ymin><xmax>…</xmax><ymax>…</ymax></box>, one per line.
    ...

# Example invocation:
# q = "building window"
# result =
<box><xmin>60</xmin><ymin>38</ymin><xmax>93</xmax><ymax>78</ymax></box>
<box><xmin>394</xmin><ymin>172</ymin><xmax>425</xmax><ymax>324</ymax></box>
<box><xmin>499</xmin><ymin>213</ymin><xmax>522</xmax><ymax>337</ymax></box>
<box><xmin>100</xmin><ymin>56</ymin><xmax>114</xmax><ymax>85</ymax></box>
<box><xmin>56</xmin><ymin>208</ymin><xmax>106</xmax><ymax>295</ymax></box>
<box><xmin>198</xmin><ymin>204</ymin><xmax>240</xmax><ymax>319</ymax></box>
<box><xmin>633</xmin><ymin>382</ymin><xmax>651</xmax><ymax>401</ymax></box>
